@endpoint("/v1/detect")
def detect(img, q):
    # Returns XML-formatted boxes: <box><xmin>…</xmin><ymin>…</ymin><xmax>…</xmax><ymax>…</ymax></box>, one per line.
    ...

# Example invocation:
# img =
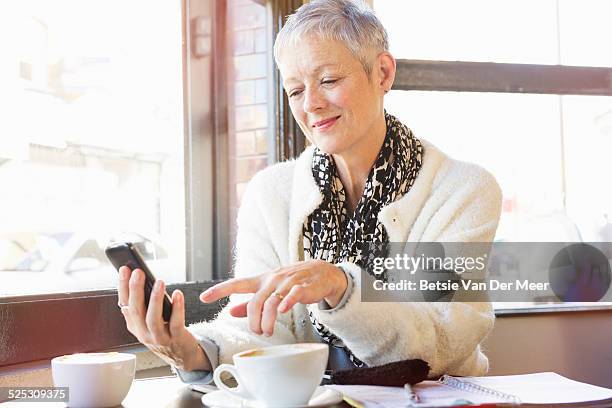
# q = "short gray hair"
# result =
<box><xmin>273</xmin><ymin>0</ymin><xmax>389</xmax><ymax>76</ymax></box>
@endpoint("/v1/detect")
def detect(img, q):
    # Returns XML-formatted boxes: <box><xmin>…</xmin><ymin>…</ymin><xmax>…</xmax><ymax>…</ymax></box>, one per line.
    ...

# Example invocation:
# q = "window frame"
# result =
<box><xmin>393</xmin><ymin>60</ymin><xmax>612</xmax><ymax>96</ymax></box>
<box><xmin>0</xmin><ymin>286</ymin><xmax>224</xmax><ymax>367</ymax></box>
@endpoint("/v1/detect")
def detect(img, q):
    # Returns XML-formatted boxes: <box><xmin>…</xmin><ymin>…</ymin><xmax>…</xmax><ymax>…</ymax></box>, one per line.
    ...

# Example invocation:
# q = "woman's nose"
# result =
<box><xmin>303</xmin><ymin>88</ymin><xmax>326</xmax><ymax>113</ymax></box>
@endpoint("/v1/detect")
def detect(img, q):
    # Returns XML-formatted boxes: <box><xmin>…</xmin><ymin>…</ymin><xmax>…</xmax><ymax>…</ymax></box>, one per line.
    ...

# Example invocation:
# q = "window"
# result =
<box><xmin>0</xmin><ymin>0</ymin><xmax>302</xmax><ymax>368</ymax></box>
<box><xmin>0</xmin><ymin>0</ymin><xmax>284</xmax><ymax>295</ymax></box>
<box><xmin>374</xmin><ymin>0</ymin><xmax>612</xmax><ymax>311</ymax></box>
<box><xmin>384</xmin><ymin>91</ymin><xmax>612</xmax><ymax>243</ymax></box>
<box><xmin>375</xmin><ymin>0</ymin><xmax>612</xmax><ymax>68</ymax></box>
<box><xmin>1</xmin><ymin>0</ymin><xmax>186</xmax><ymax>296</ymax></box>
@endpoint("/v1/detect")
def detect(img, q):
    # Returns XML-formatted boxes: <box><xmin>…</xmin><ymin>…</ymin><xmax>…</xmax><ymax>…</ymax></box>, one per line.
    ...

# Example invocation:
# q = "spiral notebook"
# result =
<box><xmin>329</xmin><ymin>372</ymin><xmax>612</xmax><ymax>407</ymax></box>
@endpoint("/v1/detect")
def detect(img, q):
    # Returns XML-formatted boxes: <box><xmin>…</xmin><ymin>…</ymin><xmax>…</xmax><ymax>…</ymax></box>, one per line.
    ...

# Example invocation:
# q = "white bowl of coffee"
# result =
<box><xmin>213</xmin><ymin>343</ymin><xmax>329</xmax><ymax>407</ymax></box>
<box><xmin>51</xmin><ymin>352</ymin><xmax>135</xmax><ymax>408</ymax></box>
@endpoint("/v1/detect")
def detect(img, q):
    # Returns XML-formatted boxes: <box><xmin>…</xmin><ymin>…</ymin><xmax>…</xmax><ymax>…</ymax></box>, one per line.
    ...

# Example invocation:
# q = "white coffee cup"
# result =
<box><xmin>213</xmin><ymin>343</ymin><xmax>328</xmax><ymax>407</ymax></box>
<box><xmin>51</xmin><ymin>352</ymin><xmax>136</xmax><ymax>408</ymax></box>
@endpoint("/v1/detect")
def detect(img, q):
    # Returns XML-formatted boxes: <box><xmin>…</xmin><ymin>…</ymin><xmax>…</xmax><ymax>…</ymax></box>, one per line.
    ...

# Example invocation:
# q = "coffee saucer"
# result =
<box><xmin>201</xmin><ymin>386</ymin><xmax>343</xmax><ymax>408</ymax></box>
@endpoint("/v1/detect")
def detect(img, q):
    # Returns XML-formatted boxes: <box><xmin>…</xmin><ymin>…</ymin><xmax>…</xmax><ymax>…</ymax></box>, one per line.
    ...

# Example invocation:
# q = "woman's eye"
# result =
<box><xmin>321</xmin><ymin>79</ymin><xmax>338</xmax><ymax>85</ymax></box>
<box><xmin>289</xmin><ymin>90</ymin><xmax>303</xmax><ymax>98</ymax></box>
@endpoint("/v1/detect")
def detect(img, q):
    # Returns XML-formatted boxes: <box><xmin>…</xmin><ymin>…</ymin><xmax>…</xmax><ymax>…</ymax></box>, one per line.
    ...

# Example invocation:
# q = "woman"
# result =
<box><xmin>117</xmin><ymin>0</ymin><xmax>501</xmax><ymax>383</ymax></box>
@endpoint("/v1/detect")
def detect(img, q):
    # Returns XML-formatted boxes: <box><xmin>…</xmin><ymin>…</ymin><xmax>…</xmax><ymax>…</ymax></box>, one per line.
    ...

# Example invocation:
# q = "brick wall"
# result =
<box><xmin>227</xmin><ymin>0</ymin><xmax>272</xmax><ymax>256</ymax></box>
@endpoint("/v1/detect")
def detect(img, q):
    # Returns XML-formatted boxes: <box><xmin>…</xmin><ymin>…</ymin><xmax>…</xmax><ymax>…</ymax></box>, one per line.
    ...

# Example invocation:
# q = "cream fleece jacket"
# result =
<box><xmin>188</xmin><ymin>139</ymin><xmax>502</xmax><ymax>378</ymax></box>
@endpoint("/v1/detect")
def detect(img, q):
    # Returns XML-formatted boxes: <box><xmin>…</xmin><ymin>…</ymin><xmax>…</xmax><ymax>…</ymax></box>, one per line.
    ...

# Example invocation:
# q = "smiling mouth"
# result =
<box><xmin>312</xmin><ymin>115</ymin><xmax>341</xmax><ymax>131</ymax></box>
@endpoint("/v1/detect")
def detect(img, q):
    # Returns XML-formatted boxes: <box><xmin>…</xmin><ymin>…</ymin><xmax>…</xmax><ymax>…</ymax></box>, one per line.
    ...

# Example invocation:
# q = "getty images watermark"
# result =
<box><xmin>360</xmin><ymin>242</ymin><xmax>612</xmax><ymax>303</ymax></box>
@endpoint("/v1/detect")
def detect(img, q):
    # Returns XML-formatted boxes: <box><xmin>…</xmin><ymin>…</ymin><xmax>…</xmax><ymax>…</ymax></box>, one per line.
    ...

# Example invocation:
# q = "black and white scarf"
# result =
<box><xmin>303</xmin><ymin>112</ymin><xmax>423</xmax><ymax>367</ymax></box>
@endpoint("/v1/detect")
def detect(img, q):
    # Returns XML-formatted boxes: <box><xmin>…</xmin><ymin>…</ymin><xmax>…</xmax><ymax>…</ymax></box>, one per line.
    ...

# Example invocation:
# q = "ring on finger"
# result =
<box><xmin>117</xmin><ymin>302</ymin><xmax>128</xmax><ymax>309</ymax></box>
<box><xmin>271</xmin><ymin>291</ymin><xmax>284</xmax><ymax>301</ymax></box>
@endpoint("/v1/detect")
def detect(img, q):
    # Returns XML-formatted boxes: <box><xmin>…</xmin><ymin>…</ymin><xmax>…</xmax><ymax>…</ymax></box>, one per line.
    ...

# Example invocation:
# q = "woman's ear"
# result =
<box><xmin>376</xmin><ymin>51</ymin><xmax>396</xmax><ymax>94</ymax></box>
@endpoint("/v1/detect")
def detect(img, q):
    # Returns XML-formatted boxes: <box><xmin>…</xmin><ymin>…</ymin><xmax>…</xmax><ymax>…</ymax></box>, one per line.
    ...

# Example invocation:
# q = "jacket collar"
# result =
<box><xmin>287</xmin><ymin>140</ymin><xmax>444</xmax><ymax>261</ymax></box>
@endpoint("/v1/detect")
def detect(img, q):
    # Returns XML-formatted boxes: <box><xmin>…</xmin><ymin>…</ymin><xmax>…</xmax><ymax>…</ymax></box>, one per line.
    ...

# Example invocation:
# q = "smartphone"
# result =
<box><xmin>105</xmin><ymin>242</ymin><xmax>173</xmax><ymax>322</ymax></box>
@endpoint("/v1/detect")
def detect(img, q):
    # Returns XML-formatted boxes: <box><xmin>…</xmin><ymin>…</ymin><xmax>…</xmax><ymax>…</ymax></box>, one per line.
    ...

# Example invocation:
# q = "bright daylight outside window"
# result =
<box><xmin>374</xmin><ymin>0</ymin><xmax>612</xmax><ymax>310</ymax></box>
<box><xmin>0</xmin><ymin>0</ymin><xmax>185</xmax><ymax>296</ymax></box>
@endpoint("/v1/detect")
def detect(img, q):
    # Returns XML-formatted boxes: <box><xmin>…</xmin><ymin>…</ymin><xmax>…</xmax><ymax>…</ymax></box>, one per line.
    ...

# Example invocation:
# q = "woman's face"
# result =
<box><xmin>277</xmin><ymin>37</ymin><xmax>387</xmax><ymax>156</ymax></box>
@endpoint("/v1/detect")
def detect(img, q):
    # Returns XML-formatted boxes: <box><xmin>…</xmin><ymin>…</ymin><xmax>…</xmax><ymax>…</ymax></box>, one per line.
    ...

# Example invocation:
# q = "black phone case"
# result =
<box><xmin>105</xmin><ymin>242</ymin><xmax>173</xmax><ymax>321</ymax></box>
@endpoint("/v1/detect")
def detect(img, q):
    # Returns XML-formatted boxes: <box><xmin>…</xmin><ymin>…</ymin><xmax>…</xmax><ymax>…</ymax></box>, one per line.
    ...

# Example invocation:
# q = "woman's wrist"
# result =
<box><xmin>183</xmin><ymin>338</ymin><xmax>212</xmax><ymax>372</ymax></box>
<box><xmin>324</xmin><ymin>264</ymin><xmax>348</xmax><ymax>308</ymax></box>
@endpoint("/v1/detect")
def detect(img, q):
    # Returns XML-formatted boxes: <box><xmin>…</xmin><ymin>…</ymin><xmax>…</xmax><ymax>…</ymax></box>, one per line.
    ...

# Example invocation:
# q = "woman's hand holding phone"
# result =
<box><xmin>117</xmin><ymin>266</ymin><xmax>211</xmax><ymax>372</ymax></box>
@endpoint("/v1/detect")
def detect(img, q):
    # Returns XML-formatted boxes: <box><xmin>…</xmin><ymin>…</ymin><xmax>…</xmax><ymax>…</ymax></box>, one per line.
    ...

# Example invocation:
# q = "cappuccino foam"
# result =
<box><xmin>238</xmin><ymin>344</ymin><xmax>325</xmax><ymax>358</ymax></box>
<box><xmin>56</xmin><ymin>352</ymin><xmax>134</xmax><ymax>364</ymax></box>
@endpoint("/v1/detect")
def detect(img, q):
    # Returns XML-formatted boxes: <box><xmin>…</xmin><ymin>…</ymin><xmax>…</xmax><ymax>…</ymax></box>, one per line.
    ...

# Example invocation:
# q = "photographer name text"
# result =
<box><xmin>373</xmin><ymin>279</ymin><xmax>550</xmax><ymax>291</ymax></box>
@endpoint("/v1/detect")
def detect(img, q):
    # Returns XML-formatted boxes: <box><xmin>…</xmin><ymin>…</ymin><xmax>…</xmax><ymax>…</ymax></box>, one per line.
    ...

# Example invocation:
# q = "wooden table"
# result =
<box><xmin>122</xmin><ymin>375</ymin><xmax>348</xmax><ymax>407</ymax></box>
<box><xmin>1</xmin><ymin>375</ymin><xmax>348</xmax><ymax>407</ymax></box>
<box><xmin>121</xmin><ymin>375</ymin><xmax>204</xmax><ymax>407</ymax></box>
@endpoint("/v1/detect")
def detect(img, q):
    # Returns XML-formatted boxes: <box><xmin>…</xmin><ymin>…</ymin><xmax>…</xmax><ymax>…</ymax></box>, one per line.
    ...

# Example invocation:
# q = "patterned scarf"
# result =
<box><xmin>303</xmin><ymin>112</ymin><xmax>423</xmax><ymax>367</ymax></box>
